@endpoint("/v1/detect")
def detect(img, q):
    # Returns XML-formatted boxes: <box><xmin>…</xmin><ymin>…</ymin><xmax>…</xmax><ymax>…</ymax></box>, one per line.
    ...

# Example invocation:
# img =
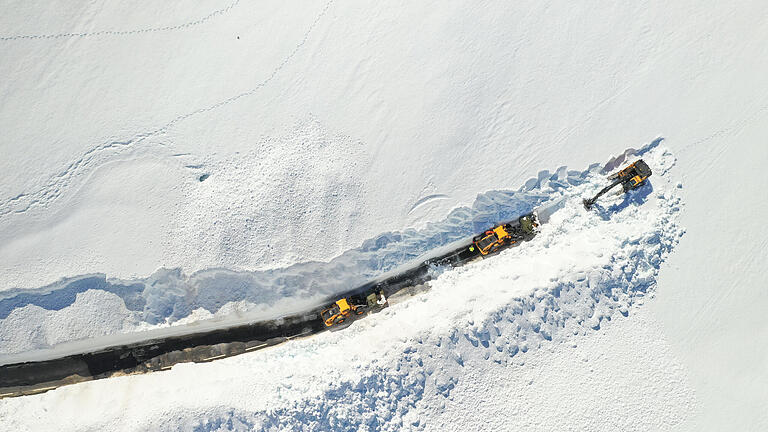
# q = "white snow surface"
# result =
<box><xmin>2</xmin><ymin>147</ymin><xmax>695</xmax><ymax>431</ymax></box>
<box><xmin>2</xmin><ymin>0</ymin><xmax>768</xmax><ymax>430</ymax></box>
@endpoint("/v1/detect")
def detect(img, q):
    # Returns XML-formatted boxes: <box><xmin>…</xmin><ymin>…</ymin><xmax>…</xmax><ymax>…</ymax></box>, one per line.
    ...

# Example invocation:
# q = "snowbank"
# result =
<box><xmin>0</xmin><ymin>146</ymin><xmax>695</xmax><ymax>430</ymax></box>
<box><xmin>3</xmin><ymin>0</ymin><xmax>768</xmax><ymax>429</ymax></box>
<box><xmin>1</xmin><ymin>143</ymin><xmax>654</xmax><ymax>360</ymax></box>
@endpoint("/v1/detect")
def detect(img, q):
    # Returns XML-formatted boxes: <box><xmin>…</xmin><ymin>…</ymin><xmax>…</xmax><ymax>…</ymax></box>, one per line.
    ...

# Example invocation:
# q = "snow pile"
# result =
<box><xmin>200</xmin><ymin>146</ymin><xmax>687</xmax><ymax>431</ymax></box>
<box><xmin>2</xmin><ymin>0</ymin><xmax>767</xmax><ymax>429</ymax></box>
<box><xmin>0</xmin><ymin>142</ymin><xmax>654</xmax><ymax>358</ymax></box>
<box><xmin>0</xmin><ymin>146</ymin><xmax>695</xmax><ymax>430</ymax></box>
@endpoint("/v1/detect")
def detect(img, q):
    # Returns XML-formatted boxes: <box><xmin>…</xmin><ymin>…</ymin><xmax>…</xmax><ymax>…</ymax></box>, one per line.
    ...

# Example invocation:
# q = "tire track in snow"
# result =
<box><xmin>0</xmin><ymin>0</ymin><xmax>335</xmax><ymax>219</ymax></box>
<box><xmin>0</xmin><ymin>1</ymin><xmax>241</xmax><ymax>41</ymax></box>
<box><xmin>408</xmin><ymin>194</ymin><xmax>450</xmax><ymax>215</ymax></box>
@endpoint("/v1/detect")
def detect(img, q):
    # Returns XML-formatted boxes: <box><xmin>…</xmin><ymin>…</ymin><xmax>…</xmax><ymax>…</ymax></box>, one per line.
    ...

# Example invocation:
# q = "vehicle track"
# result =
<box><xmin>0</xmin><ymin>1</ymin><xmax>241</xmax><ymax>41</ymax></box>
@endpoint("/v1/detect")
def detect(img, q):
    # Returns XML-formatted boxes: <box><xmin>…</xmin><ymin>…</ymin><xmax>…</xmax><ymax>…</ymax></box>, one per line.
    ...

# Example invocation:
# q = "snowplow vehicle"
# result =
<box><xmin>321</xmin><ymin>298</ymin><xmax>362</xmax><ymax>327</ymax></box>
<box><xmin>583</xmin><ymin>159</ymin><xmax>652</xmax><ymax>209</ymax></box>
<box><xmin>471</xmin><ymin>214</ymin><xmax>539</xmax><ymax>255</ymax></box>
<box><xmin>321</xmin><ymin>290</ymin><xmax>388</xmax><ymax>328</ymax></box>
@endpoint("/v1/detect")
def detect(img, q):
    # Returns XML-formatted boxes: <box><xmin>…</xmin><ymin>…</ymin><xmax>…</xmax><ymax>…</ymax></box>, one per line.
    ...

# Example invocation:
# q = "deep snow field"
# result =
<box><xmin>1</xmin><ymin>1</ymin><xmax>768</xmax><ymax>431</ymax></box>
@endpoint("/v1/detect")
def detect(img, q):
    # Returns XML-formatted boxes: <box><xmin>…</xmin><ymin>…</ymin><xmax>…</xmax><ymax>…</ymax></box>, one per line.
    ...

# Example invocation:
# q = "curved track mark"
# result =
<box><xmin>408</xmin><ymin>194</ymin><xmax>449</xmax><ymax>214</ymax></box>
<box><xmin>0</xmin><ymin>1</ymin><xmax>241</xmax><ymax>41</ymax></box>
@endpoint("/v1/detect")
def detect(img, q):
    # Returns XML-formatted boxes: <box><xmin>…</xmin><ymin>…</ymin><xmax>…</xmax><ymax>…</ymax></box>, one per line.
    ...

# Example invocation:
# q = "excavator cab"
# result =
<box><xmin>620</xmin><ymin>159</ymin><xmax>652</xmax><ymax>191</ymax></box>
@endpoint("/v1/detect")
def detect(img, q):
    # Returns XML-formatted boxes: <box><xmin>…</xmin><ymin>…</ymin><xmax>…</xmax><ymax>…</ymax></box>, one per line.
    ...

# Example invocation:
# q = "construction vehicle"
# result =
<box><xmin>321</xmin><ymin>213</ymin><xmax>537</xmax><ymax>329</ymax></box>
<box><xmin>470</xmin><ymin>213</ymin><xmax>539</xmax><ymax>255</ymax></box>
<box><xmin>321</xmin><ymin>289</ymin><xmax>388</xmax><ymax>328</ymax></box>
<box><xmin>583</xmin><ymin>159</ymin><xmax>652</xmax><ymax>210</ymax></box>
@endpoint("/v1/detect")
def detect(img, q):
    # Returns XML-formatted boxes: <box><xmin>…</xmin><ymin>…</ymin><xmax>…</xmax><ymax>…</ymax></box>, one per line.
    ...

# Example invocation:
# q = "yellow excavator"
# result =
<box><xmin>583</xmin><ymin>159</ymin><xmax>652</xmax><ymax>210</ymax></box>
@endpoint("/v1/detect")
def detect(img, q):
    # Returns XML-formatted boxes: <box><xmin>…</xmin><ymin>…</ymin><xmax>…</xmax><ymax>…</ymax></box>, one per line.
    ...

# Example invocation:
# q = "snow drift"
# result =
<box><xmin>4</xmin><ymin>0</ymin><xmax>767</xmax><ymax>429</ymax></box>
<box><xmin>0</xmin><ymin>144</ymin><xmax>691</xmax><ymax>430</ymax></box>
<box><xmin>2</xmin><ymin>142</ymin><xmax>661</xmax><ymax>361</ymax></box>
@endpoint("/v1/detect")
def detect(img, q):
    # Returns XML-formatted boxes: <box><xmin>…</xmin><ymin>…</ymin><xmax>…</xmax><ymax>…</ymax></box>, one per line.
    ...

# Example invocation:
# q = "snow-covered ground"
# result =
<box><xmin>2</xmin><ymin>145</ymin><xmax>694</xmax><ymax>431</ymax></box>
<box><xmin>2</xmin><ymin>1</ymin><xmax>767</xmax><ymax>430</ymax></box>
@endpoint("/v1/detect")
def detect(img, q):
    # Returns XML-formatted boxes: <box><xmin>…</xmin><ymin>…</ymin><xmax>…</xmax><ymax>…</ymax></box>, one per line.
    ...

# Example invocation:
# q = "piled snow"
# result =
<box><xmin>0</xmin><ymin>146</ymin><xmax>696</xmax><ymax>430</ymax></box>
<box><xmin>0</xmin><ymin>146</ymin><xmax>555</xmax><ymax>356</ymax></box>
<box><xmin>0</xmin><ymin>143</ymin><xmax>650</xmax><ymax>359</ymax></box>
<box><xmin>2</xmin><ymin>0</ymin><xmax>768</xmax><ymax>429</ymax></box>
<box><xmin>0</xmin><ymin>170</ymin><xmax>537</xmax><ymax>358</ymax></box>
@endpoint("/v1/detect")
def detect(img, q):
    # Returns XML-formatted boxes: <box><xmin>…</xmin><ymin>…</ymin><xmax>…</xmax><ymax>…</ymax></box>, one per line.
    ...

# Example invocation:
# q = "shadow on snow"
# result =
<box><xmin>0</xmin><ymin>139</ymin><xmax>663</xmax><ymax>326</ymax></box>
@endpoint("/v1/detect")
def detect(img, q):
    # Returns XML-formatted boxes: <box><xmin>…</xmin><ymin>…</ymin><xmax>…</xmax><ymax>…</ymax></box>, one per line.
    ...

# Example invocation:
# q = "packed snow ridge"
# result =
<box><xmin>0</xmin><ymin>143</ymin><xmax>689</xmax><ymax>430</ymax></box>
<box><xmin>0</xmin><ymin>143</ymin><xmax>678</xmax><ymax>360</ymax></box>
<box><xmin>1</xmin><ymin>144</ymin><xmax>682</xmax><ymax>383</ymax></box>
<box><xmin>204</xmin><ymin>145</ymin><xmax>686</xmax><ymax>431</ymax></box>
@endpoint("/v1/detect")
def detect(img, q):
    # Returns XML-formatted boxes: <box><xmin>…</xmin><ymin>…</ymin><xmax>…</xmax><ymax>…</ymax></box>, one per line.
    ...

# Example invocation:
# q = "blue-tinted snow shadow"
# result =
<box><xmin>600</xmin><ymin>137</ymin><xmax>662</xmax><ymax>174</ymax></box>
<box><xmin>592</xmin><ymin>180</ymin><xmax>654</xmax><ymax>220</ymax></box>
<box><xmin>0</xmin><ymin>186</ymin><xmax>548</xmax><ymax>323</ymax></box>
<box><xmin>0</xmin><ymin>140</ymin><xmax>662</xmax><ymax>325</ymax></box>
<box><xmin>0</xmin><ymin>276</ymin><xmax>145</xmax><ymax>320</ymax></box>
<box><xmin>0</xmin><ymin>188</ymin><xmax>547</xmax><ymax>323</ymax></box>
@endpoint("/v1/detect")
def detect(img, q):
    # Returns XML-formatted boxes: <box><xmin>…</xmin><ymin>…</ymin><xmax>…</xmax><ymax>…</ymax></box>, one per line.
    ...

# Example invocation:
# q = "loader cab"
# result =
<box><xmin>321</xmin><ymin>298</ymin><xmax>353</xmax><ymax>327</ymax></box>
<box><xmin>474</xmin><ymin>224</ymin><xmax>512</xmax><ymax>255</ymax></box>
<box><xmin>475</xmin><ymin>231</ymin><xmax>498</xmax><ymax>254</ymax></box>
